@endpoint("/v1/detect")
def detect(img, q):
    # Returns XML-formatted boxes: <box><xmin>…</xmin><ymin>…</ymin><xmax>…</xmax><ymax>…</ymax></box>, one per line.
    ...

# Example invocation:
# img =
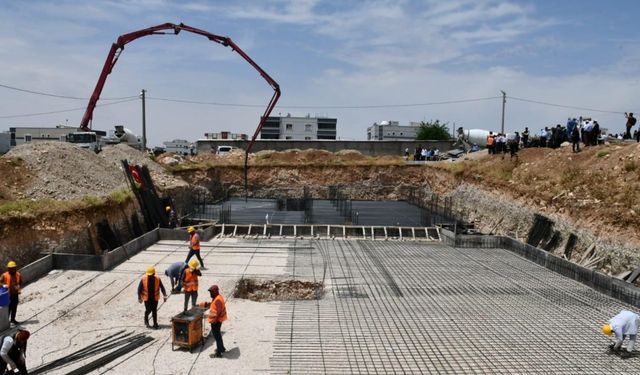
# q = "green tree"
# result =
<box><xmin>416</xmin><ymin>120</ymin><xmax>451</xmax><ymax>140</ymax></box>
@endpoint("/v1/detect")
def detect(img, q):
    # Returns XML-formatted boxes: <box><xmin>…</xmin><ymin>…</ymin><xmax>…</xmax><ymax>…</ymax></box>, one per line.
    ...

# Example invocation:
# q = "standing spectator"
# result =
<box><xmin>571</xmin><ymin>125</ymin><xmax>581</xmax><ymax>153</ymax></box>
<box><xmin>508</xmin><ymin>132</ymin><xmax>520</xmax><ymax>159</ymax></box>
<box><xmin>521</xmin><ymin>127</ymin><xmax>529</xmax><ymax>147</ymax></box>
<box><xmin>2</xmin><ymin>261</ymin><xmax>22</xmax><ymax>325</ymax></box>
<box><xmin>486</xmin><ymin>131</ymin><xmax>495</xmax><ymax>154</ymax></box>
<box><xmin>414</xmin><ymin>145</ymin><xmax>422</xmax><ymax>161</ymax></box>
<box><xmin>539</xmin><ymin>128</ymin><xmax>547</xmax><ymax>147</ymax></box>
<box><xmin>592</xmin><ymin>121</ymin><xmax>600</xmax><ymax>146</ymax></box>
<box><xmin>636</xmin><ymin>129</ymin><xmax>640</xmax><ymax>143</ymax></box>
<box><xmin>625</xmin><ymin>112</ymin><xmax>636</xmax><ymax>140</ymax></box>
<box><xmin>404</xmin><ymin>147</ymin><xmax>410</xmax><ymax>160</ymax></box>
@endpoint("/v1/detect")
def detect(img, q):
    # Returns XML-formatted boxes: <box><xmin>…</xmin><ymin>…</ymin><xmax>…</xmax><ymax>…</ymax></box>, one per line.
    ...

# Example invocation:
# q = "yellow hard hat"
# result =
<box><xmin>602</xmin><ymin>323</ymin><xmax>612</xmax><ymax>336</ymax></box>
<box><xmin>146</xmin><ymin>266</ymin><xmax>156</xmax><ymax>276</ymax></box>
<box><xmin>189</xmin><ymin>259</ymin><xmax>200</xmax><ymax>269</ymax></box>
<box><xmin>6</xmin><ymin>261</ymin><xmax>16</xmax><ymax>268</ymax></box>
<box><xmin>187</xmin><ymin>226</ymin><xmax>196</xmax><ymax>233</ymax></box>
<box><xmin>165</xmin><ymin>206</ymin><xmax>171</xmax><ymax>212</ymax></box>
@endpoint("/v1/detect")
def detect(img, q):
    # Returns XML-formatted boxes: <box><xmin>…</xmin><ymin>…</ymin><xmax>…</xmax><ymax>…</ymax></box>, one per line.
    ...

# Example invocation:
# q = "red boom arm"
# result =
<box><xmin>80</xmin><ymin>22</ymin><xmax>280</xmax><ymax>154</ymax></box>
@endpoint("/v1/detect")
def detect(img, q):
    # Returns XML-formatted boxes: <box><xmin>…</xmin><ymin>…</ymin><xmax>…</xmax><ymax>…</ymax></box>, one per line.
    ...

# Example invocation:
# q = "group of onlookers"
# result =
<box><xmin>406</xmin><ymin>146</ymin><xmax>441</xmax><ymax>161</ymax></box>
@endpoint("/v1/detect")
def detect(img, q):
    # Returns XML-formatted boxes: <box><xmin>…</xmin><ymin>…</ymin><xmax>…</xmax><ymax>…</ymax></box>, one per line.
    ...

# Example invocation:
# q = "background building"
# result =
<box><xmin>260</xmin><ymin>115</ymin><xmax>337</xmax><ymax>140</ymax></box>
<box><xmin>163</xmin><ymin>139</ymin><xmax>195</xmax><ymax>156</ymax></box>
<box><xmin>0</xmin><ymin>132</ymin><xmax>10</xmax><ymax>154</ymax></box>
<box><xmin>367</xmin><ymin>121</ymin><xmax>421</xmax><ymax>141</ymax></box>
<box><xmin>6</xmin><ymin>126</ymin><xmax>107</xmax><ymax>149</ymax></box>
<box><xmin>204</xmin><ymin>131</ymin><xmax>247</xmax><ymax>140</ymax></box>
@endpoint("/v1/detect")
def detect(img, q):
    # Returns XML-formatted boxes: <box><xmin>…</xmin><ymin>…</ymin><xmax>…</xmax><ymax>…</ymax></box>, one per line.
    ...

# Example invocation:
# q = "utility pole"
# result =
<box><xmin>500</xmin><ymin>90</ymin><xmax>506</xmax><ymax>134</ymax></box>
<box><xmin>140</xmin><ymin>89</ymin><xmax>147</xmax><ymax>150</ymax></box>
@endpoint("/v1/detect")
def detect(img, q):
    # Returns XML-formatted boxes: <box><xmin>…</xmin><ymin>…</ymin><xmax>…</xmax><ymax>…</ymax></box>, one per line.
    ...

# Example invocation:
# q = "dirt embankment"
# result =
<box><xmin>176</xmin><ymin>146</ymin><xmax>640</xmax><ymax>275</ymax></box>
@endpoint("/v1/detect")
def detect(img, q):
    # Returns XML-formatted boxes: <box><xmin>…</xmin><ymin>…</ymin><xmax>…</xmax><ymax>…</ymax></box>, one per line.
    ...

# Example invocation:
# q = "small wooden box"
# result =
<box><xmin>171</xmin><ymin>307</ymin><xmax>205</xmax><ymax>352</ymax></box>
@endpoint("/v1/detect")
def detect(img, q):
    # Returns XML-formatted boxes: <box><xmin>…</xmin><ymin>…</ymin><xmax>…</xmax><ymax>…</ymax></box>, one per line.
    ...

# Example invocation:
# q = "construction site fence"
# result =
<box><xmin>440</xmin><ymin>228</ymin><xmax>640</xmax><ymax>308</ymax></box>
<box><xmin>18</xmin><ymin>226</ymin><xmax>218</xmax><ymax>283</ymax></box>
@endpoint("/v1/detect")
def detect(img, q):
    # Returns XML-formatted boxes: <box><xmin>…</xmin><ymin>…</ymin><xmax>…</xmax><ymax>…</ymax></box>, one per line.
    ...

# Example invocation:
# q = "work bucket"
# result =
<box><xmin>0</xmin><ymin>288</ymin><xmax>9</xmax><ymax>307</ymax></box>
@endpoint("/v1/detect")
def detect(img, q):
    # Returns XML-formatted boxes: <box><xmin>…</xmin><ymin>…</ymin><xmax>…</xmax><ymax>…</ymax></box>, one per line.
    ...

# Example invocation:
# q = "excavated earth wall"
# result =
<box><xmin>177</xmin><ymin>164</ymin><xmax>640</xmax><ymax>276</ymax></box>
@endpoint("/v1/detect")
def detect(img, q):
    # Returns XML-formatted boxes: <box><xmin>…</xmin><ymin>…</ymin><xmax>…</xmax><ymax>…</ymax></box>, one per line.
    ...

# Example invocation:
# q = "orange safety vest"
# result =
<box><xmin>183</xmin><ymin>268</ymin><xmax>199</xmax><ymax>293</ymax></box>
<box><xmin>208</xmin><ymin>294</ymin><xmax>227</xmax><ymax>324</ymax></box>
<box><xmin>1</xmin><ymin>272</ymin><xmax>22</xmax><ymax>295</ymax></box>
<box><xmin>140</xmin><ymin>275</ymin><xmax>161</xmax><ymax>302</ymax></box>
<box><xmin>190</xmin><ymin>233</ymin><xmax>201</xmax><ymax>251</ymax></box>
<box><xmin>486</xmin><ymin>135</ymin><xmax>495</xmax><ymax>146</ymax></box>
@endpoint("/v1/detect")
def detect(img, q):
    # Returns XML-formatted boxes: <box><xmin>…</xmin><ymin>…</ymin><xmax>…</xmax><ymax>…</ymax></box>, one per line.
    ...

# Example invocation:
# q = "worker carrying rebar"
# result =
<box><xmin>183</xmin><ymin>260</ymin><xmax>202</xmax><ymax>312</ymax></box>
<box><xmin>185</xmin><ymin>226</ymin><xmax>206</xmax><ymax>270</ymax></box>
<box><xmin>602</xmin><ymin>309</ymin><xmax>639</xmax><ymax>359</ymax></box>
<box><xmin>165</xmin><ymin>261</ymin><xmax>187</xmax><ymax>294</ymax></box>
<box><xmin>0</xmin><ymin>329</ymin><xmax>29</xmax><ymax>375</ymax></box>
<box><xmin>137</xmin><ymin>266</ymin><xmax>168</xmax><ymax>329</ymax></box>
<box><xmin>2</xmin><ymin>261</ymin><xmax>22</xmax><ymax>325</ymax></box>
<box><xmin>198</xmin><ymin>285</ymin><xmax>227</xmax><ymax>358</ymax></box>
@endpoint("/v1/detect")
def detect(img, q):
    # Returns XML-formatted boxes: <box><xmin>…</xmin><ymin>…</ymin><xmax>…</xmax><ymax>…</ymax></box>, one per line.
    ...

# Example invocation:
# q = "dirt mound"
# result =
<box><xmin>99</xmin><ymin>144</ymin><xmax>187</xmax><ymax>190</ymax></box>
<box><xmin>5</xmin><ymin>141</ymin><xmax>127</xmax><ymax>200</ymax></box>
<box><xmin>234</xmin><ymin>278</ymin><xmax>324</xmax><ymax>301</ymax></box>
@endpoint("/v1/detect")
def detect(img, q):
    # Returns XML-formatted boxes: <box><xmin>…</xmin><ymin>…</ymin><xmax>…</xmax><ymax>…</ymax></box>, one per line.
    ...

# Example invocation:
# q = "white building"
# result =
<box><xmin>367</xmin><ymin>121</ymin><xmax>421</xmax><ymax>141</ymax></box>
<box><xmin>163</xmin><ymin>139</ymin><xmax>195</xmax><ymax>156</ymax></box>
<box><xmin>260</xmin><ymin>114</ymin><xmax>337</xmax><ymax>140</ymax></box>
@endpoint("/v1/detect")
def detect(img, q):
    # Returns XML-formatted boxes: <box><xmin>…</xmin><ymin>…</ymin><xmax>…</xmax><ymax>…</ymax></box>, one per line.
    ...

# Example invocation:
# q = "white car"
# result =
<box><xmin>216</xmin><ymin>145</ymin><xmax>233</xmax><ymax>155</ymax></box>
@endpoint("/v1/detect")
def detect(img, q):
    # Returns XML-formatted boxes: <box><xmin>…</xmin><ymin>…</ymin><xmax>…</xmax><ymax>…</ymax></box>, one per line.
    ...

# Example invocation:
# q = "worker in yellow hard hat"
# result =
<box><xmin>603</xmin><ymin>309</ymin><xmax>640</xmax><ymax>359</ymax></box>
<box><xmin>185</xmin><ymin>226</ymin><xmax>206</xmax><ymax>270</ymax></box>
<box><xmin>166</xmin><ymin>206</ymin><xmax>177</xmax><ymax>228</ymax></box>
<box><xmin>182</xmin><ymin>259</ymin><xmax>202</xmax><ymax>312</ymax></box>
<box><xmin>2</xmin><ymin>261</ymin><xmax>23</xmax><ymax>325</ymax></box>
<box><xmin>137</xmin><ymin>265</ymin><xmax>168</xmax><ymax>329</ymax></box>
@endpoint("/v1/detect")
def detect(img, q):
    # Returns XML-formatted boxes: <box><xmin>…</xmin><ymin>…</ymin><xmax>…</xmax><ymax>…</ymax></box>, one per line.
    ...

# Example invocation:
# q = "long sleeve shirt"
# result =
<box><xmin>137</xmin><ymin>276</ymin><xmax>167</xmax><ymax>300</ymax></box>
<box><xmin>609</xmin><ymin>310</ymin><xmax>640</xmax><ymax>344</ymax></box>
<box><xmin>0</xmin><ymin>337</ymin><xmax>22</xmax><ymax>370</ymax></box>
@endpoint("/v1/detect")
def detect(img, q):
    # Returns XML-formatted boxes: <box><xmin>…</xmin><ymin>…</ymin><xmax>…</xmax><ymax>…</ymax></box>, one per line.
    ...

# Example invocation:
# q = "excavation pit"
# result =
<box><xmin>234</xmin><ymin>278</ymin><xmax>324</xmax><ymax>302</ymax></box>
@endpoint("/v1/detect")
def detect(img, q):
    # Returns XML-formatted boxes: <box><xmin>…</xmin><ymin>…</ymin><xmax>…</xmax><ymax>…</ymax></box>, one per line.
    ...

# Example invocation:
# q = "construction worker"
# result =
<box><xmin>2</xmin><ymin>261</ymin><xmax>22</xmax><ymax>325</ymax></box>
<box><xmin>182</xmin><ymin>259</ymin><xmax>202</xmax><ymax>312</ymax></box>
<box><xmin>0</xmin><ymin>328</ymin><xmax>30</xmax><ymax>375</ymax></box>
<box><xmin>137</xmin><ymin>266</ymin><xmax>168</xmax><ymax>329</ymax></box>
<box><xmin>199</xmin><ymin>285</ymin><xmax>227</xmax><ymax>357</ymax></box>
<box><xmin>603</xmin><ymin>309</ymin><xmax>639</xmax><ymax>359</ymax></box>
<box><xmin>166</xmin><ymin>206</ymin><xmax>177</xmax><ymax>228</ymax></box>
<box><xmin>165</xmin><ymin>261</ymin><xmax>187</xmax><ymax>293</ymax></box>
<box><xmin>185</xmin><ymin>226</ymin><xmax>206</xmax><ymax>270</ymax></box>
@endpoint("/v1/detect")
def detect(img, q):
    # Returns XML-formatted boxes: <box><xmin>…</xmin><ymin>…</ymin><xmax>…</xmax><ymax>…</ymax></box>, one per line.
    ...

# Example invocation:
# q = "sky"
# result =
<box><xmin>1</xmin><ymin>0</ymin><xmax>640</xmax><ymax>147</ymax></box>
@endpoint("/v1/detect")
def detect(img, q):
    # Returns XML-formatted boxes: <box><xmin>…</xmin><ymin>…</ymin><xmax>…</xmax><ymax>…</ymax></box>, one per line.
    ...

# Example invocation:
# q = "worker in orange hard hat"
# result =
<box><xmin>182</xmin><ymin>259</ymin><xmax>202</xmax><ymax>312</ymax></box>
<box><xmin>0</xmin><ymin>328</ymin><xmax>30</xmax><ymax>374</ymax></box>
<box><xmin>603</xmin><ymin>309</ymin><xmax>639</xmax><ymax>359</ymax></box>
<box><xmin>185</xmin><ymin>226</ymin><xmax>206</xmax><ymax>270</ymax></box>
<box><xmin>198</xmin><ymin>285</ymin><xmax>227</xmax><ymax>357</ymax></box>
<box><xmin>2</xmin><ymin>261</ymin><xmax>23</xmax><ymax>325</ymax></box>
<box><xmin>137</xmin><ymin>266</ymin><xmax>168</xmax><ymax>329</ymax></box>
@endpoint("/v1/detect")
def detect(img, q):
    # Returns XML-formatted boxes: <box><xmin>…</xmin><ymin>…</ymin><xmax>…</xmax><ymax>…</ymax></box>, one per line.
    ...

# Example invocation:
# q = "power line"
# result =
<box><xmin>508</xmin><ymin>96</ymin><xmax>625</xmax><ymax>115</ymax></box>
<box><xmin>0</xmin><ymin>83</ymin><xmax>138</xmax><ymax>101</ymax></box>
<box><xmin>0</xmin><ymin>98</ymin><xmax>138</xmax><ymax>119</ymax></box>
<box><xmin>147</xmin><ymin>96</ymin><xmax>502</xmax><ymax>109</ymax></box>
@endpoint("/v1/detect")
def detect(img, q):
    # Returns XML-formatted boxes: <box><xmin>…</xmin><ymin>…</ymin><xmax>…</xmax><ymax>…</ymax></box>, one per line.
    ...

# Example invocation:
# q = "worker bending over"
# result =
<box><xmin>603</xmin><ymin>309</ymin><xmax>639</xmax><ymax>359</ymax></box>
<box><xmin>137</xmin><ymin>266</ymin><xmax>168</xmax><ymax>329</ymax></box>
<box><xmin>199</xmin><ymin>285</ymin><xmax>227</xmax><ymax>357</ymax></box>
<box><xmin>165</xmin><ymin>261</ymin><xmax>187</xmax><ymax>293</ymax></box>
<box><xmin>0</xmin><ymin>329</ymin><xmax>30</xmax><ymax>375</ymax></box>
<box><xmin>185</xmin><ymin>227</ymin><xmax>206</xmax><ymax>270</ymax></box>
<box><xmin>2</xmin><ymin>261</ymin><xmax>23</xmax><ymax>325</ymax></box>
<box><xmin>182</xmin><ymin>260</ymin><xmax>202</xmax><ymax>312</ymax></box>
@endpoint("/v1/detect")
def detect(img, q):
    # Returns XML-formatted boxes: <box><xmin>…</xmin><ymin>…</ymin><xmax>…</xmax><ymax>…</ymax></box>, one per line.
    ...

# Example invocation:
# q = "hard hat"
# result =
<box><xmin>6</xmin><ymin>261</ymin><xmax>16</xmax><ymax>268</ymax></box>
<box><xmin>166</xmin><ymin>206</ymin><xmax>171</xmax><ymax>212</ymax></box>
<box><xmin>208</xmin><ymin>285</ymin><xmax>219</xmax><ymax>293</ymax></box>
<box><xmin>187</xmin><ymin>226</ymin><xmax>196</xmax><ymax>233</ymax></box>
<box><xmin>146</xmin><ymin>266</ymin><xmax>156</xmax><ymax>276</ymax></box>
<box><xmin>189</xmin><ymin>259</ymin><xmax>200</xmax><ymax>269</ymax></box>
<box><xmin>602</xmin><ymin>323</ymin><xmax>613</xmax><ymax>336</ymax></box>
<box><xmin>15</xmin><ymin>329</ymin><xmax>30</xmax><ymax>342</ymax></box>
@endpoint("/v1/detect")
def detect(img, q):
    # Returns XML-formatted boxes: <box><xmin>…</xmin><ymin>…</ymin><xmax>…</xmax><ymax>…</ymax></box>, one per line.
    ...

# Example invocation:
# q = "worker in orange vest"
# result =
<box><xmin>199</xmin><ymin>285</ymin><xmax>227</xmax><ymax>357</ymax></box>
<box><xmin>185</xmin><ymin>226</ymin><xmax>206</xmax><ymax>270</ymax></box>
<box><xmin>2</xmin><ymin>261</ymin><xmax>22</xmax><ymax>325</ymax></box>
<box><xmin>182</xmin><ymin>259</ymin><xmax>202</xmax><ymax>312</ymax></box>
<box><xmin>137</xmin><ymin>266</ymin><xmax>168</xmax><ymax>329</ymax></box>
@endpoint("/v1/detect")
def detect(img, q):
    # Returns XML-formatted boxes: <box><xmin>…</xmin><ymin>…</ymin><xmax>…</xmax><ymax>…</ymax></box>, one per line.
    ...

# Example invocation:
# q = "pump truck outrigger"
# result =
<box><xmin>79</xmin><ymin>22</ymin><xmax>281</xmax><ymax>194</ymax></box>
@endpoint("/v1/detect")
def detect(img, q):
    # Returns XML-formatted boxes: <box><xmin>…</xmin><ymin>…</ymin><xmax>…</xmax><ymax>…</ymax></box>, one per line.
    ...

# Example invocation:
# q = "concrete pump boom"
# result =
<box><xmin>79</xmin><ymin>22</ymin><xmax>281</xmax><ymax>156</ymax></box>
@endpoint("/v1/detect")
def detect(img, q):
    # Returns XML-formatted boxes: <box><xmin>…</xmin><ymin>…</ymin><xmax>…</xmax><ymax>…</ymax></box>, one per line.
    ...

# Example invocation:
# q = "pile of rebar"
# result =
<box><xmin>30</xmin><ymin>330</ymin><xmax>154</xmax><ymax>375</ymax></box>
